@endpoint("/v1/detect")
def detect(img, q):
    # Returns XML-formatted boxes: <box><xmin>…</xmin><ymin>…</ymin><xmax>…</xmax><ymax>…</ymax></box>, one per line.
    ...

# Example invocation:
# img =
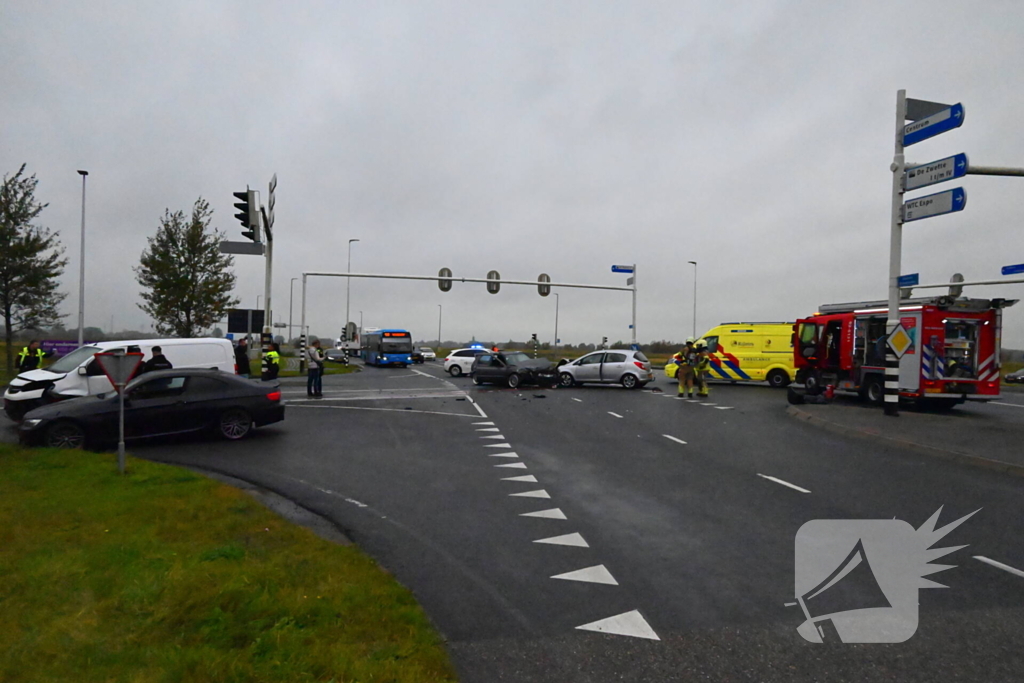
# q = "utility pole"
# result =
<box><xmin>289</xmin><ymin>277</ymin><xmax>298</xmax><ymax>343</ymax></box>
<box><xmin>437</xmin><ymin>304</ymin><xmax>442</xmax><ymax>349</ymax></box>
<box><xmin>688</xmin><ymin>261</ymin><xmax>697</xmax><ymax>338</ymax></box>
<box><xmin>346</xmin><ymin>238</ymin><xmax>359</xmax><ymax>336</ymax></box>
<box><xmin>554</xmin><ymin>292</ymin><xmax>560</xmax><ymax>351</ymax></box>
<box><xmin>76</xmin><ymin>170</ymin><xmax>88</xmax><ymax>346</ymax></box>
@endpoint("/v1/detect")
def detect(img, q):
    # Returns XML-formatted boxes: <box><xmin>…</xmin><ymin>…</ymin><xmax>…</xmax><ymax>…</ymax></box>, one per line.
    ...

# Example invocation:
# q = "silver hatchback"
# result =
<box><xmin>557</xmin><ymin>349</ymin><xmax>654</xmax><ymax>389</ymax></box>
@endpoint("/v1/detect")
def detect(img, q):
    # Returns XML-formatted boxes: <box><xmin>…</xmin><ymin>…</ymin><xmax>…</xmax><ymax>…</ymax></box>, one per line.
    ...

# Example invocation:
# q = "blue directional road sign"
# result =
<box><xmin>897</xmin><ymin>273</ymin><xmax>919</xmax><ymax>287</ymax></box>
<box><xmin>903</xmin><ymin>103</ymin><xmax>965</xmax><ymax>147</ymax></box>
<box><xmin>1002</xmin><ymin>263</ymin><xmax>1024</xmax><ymax>276</ymax></box>
<box><xmin>902</xmin><ymin>187</ymin><xmax>966</xmax><ymax>223</ymax></box>
<box><xmin>904</xmin><ymin>153</ymin><xmax>968</xmax><ymax>191</ymax></box>
<box><xmin>611</xmin><ymin>265</ymin><xmax>635</xmax><ymax>273</ymax></box>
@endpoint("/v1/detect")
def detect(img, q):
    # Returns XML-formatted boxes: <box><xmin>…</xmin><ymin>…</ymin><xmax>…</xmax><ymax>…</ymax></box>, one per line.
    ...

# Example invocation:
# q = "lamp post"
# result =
<box><xmin>688</xmin><ymin>261</ymin><xmax>697</xmax><ymax>338</ymax></box>
<box><xmin>256</xmin><ymin>294</ymin><xmax>261</xmax><ymax>311</ymax></box>
<box><xmin>346</xmin><ymin>238</ymin><xmax>359</xmax><ymax>332</ymax></box>
<box><xmin>437</xmin><ymin>304</ymin><xmax>442</xmax><ymax>350</ymax></box>
<box><xmin>76</xmin><ymin>170</ymin><xmax>88</xmax><ymax>346</ymax></box>
<box><xmin>553</xmin><ymin>292</ymin><xmax>560</xmax><ymax>351</ymax></box>
<box><xmin>289</xmin><ymin>277</ymin><xmax>298</xmax><ymax>342</ymax></box>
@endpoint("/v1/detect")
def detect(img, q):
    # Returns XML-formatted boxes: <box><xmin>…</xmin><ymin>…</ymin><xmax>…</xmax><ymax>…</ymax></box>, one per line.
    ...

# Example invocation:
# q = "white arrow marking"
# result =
<box><xmin>552</xmin><ymin>564</ymin><xmax>619</xmax><ymax>585</ymax></box>
<box><xmin>502</xmin><ymin>474</ymin><xmax>538</xmax><ymax>483</ymax></box>
<box><xmin>476</xmin><ymin>427</ymin><xmax>500</xmax><ymax>432</ymax></box>
<box><xmin>480</xmin><ymin>435</ymin><xmax>506</xmax><ymax>439</ymax></box>
<box><xmin>575</xmin><ymin>610</ymin><xmax>660</xmax><ymax>640</ymax></box>
<box><xmin>662</xmin><ymin>434</ymin><xmax>687</xmax><ymax>445</ymax></box>
<box><xmin>485</xmin><ymin>443</ymin><xmax>513</xmax><ymax>449</ymax></box>
<box><xmin>974</xmin><ymin>556</ymin><xmax>1024</xmax><ymax>579</ymax></box>
<box><xmin>495</xmin><ymin>462</ymin><xmax>528</xmax><ymax>469</ymax></box>
<box><xmin>510</xmin><ymin>489</ymin><xmax>550</xmax><ymax>499</ymax></box>
<box><xmin>519</xmin><ymin>508</ymin><xmax>567</xmax><ymax>519</ymax></box>
<box><xmin>534</xmin><ymin>532</ymin><xmax>588</xmax><ymax>547</ymax></box>
<box><xmin>473</xmin><ymin>421</ymin><xmax>494</xmax><ymax>425</ymax></box>
<box><xmin>756</xmin><ymin>473</ymin><xmax>811</xmax><ymax>493</ymax></box>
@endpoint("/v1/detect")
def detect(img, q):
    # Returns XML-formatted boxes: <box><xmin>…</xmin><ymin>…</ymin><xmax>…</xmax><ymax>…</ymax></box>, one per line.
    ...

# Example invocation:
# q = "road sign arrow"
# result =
<box><xmin>902</xmin><ymin>187</ymin><xmax>967</xmax><ymax>223</ymax></box>
<box><xmin>904</xmin><ymin>153</ymin><xmax>968</xmax><ymax>191</ymax></box>
<box><xmin>902</xmin><ymin>103</ymin><xmax>965</xmax><ymax>147</ymax></box>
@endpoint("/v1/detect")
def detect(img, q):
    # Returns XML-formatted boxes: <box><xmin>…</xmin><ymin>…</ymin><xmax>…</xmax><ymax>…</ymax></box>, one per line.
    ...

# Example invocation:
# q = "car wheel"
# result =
<box><xmin>449</xmin><ymin>365</ymin><xmax>463</xmax><ymax>377</ymax></box>
<box><xmin>45</xmin><ymin>420</ymin><xmax>86</xmax><ymax>449</ymax></box>
<box><xmin>219</xmin><ymin>408</ymin><xmax>253</xmax><ymax>440</ymax></box>
<box><xmin>559</xmin><ymin>372</ymin><xmax>575</xmax><ymax>388</ymax></box>
<box><xmin>620</xmin><ymin>373</ymin><xmax>639</xmax><ymax>389</ymax></box>
<box><xmin>863</xmin><ymin>377</ymin><xmax>884</xmax><ymax>405</ymax></box>
<box><xmin>507</xmin><ymin>373</ymin><xmax>521</xmax><ymax>389</ymax></box>
<box><xmin>767</xmin><ymin>369</ymin><xmax>790</xmax><ymax>389</ymax></box>
<box><xmin>473</xmin><ymin>375</ymin><xmax>484</xmax><ymax>385</ymax></box>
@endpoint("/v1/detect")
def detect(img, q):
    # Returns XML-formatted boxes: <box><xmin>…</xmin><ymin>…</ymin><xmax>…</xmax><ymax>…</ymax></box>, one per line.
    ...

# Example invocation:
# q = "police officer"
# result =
<box><xmin>17</xmin><ymin>340</ymin><xmax>54</xmax><ymax>372</ymax></box>
<box><xmin>264</xmin><ymin>343</ymin><xmax>281</xmax><ymax>381</ymax></box>
<box><xmin>139</xmin><ymin>346</ymin><xmax>174</xmax><ymax>374</ymax></box>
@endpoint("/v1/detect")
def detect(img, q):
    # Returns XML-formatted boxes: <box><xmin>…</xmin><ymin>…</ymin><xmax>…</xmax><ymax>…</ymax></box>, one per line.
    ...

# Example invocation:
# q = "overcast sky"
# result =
<box><xmin>3</xmin><ymin>0</ymin><xmax>1024</xmax><ymax>347</ymax></box>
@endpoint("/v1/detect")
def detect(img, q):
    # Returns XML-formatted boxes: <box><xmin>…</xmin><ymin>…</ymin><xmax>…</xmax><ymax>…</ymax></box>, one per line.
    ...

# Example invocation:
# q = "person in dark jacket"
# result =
<box><xmin>140</xmin><ymin>346</ymin><xmax>174</xmax><ymax>374</ymax></box>
<box><xmin>17</xmin><ymin>340</ymin><xmax>54</xmax><ymax>372</ymax></box>
<box><xmin>234</xmin><ymin>338</ymin><xmax>250</xmax><ymax>377</ymax></box>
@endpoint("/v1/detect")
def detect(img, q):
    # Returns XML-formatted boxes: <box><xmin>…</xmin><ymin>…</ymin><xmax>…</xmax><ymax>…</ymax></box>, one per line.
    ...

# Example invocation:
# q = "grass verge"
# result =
<box><xmin>0</xmin><ymin>444</ymin><xmax>456</xmax><ymax>683</ymax></box>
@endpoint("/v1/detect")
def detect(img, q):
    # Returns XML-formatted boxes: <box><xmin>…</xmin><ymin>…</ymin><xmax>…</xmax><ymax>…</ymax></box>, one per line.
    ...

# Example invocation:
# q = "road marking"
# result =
<box><xmin>552</xmin><ymin>564</ymin><xmax>619</xmax><ymax>585</ymax></box>
<box><xmin>575</xmin><ymin>610</ymin><xmax>660</xmax><ymax>641</ymax></box>
<box><xmin>282</xmin><ymin>387</ymin><xmax>450</xmax><ymax>395</ymax></box>
<box><xmin>572</xmin><ymin>398</ymin><xmax>583</xmax><ymax>403</ymax></box>
<box><xmin>474</xmin><ymin>421</ymin><xmax>495</xmax><ymax>425</ymax></box>
<box><xmin>495</xmin><ymin>462</ymin><xmax>528</xmax><ymax>469</ymax></box>
<box><xmin>484</xmin><ymin>443</ymin><xmax>513</xmax><ymax>448</ymax></box>
<box><xmin>480</xmin><ymin>435</ymin><xmax>505</xmax><ymax>439</ymax></box>
<box><xmin>476</xmin><ymin>427</ymin><xmax>501</xmax><ymax>432</ymax></box>
<box><xmin>534</xmin><ymin>532</ymin><xmax>588</xmax><ymax>547</ymax></box>
<box><xmin>489</xmin><ymin>453</ymin><xmax>520</xmax><ymax>458</ymax></box>
<box><xmin>410</xmin><ymin>368</ymin><xmax>437</xmax><ymax>379</ymax></box>
<box><xmin>385</xmin><ymin>373</ymin><xmax>418</xmax><ymax>379</ymax></box>
<box><xmin>510</xmin><ymin>489</ymin><xmax>551</xmax><ymax>499</ymax></box>
<box><xmin>699</xmin><ymin>403</ymin><xmax>718</xmax><ymax>406</ymax></box>
<box><xmin>502</xmin><ymin>474</ymin><xmax>538</xmax><ymax>483</ymax></box>
<box><xmin>288</xmin><ymin>404</ymin><xmax>477</xmax><ymax>418</ymax></box>
<box><xmin>756</xmin><ymin>473</ymin><xmax>811</xmax><ymax>494</ymax></box>
<box><xmin>520</xmin><ymin>508</ymin><xmax>567</xmax><ymax>519</ymax></box>
<box><xmin>662</xmin><ymin>434</ymin><xmax>688</xmax><ymax>445</ymax></box>
<box><xmin>287</xmin><ymin>391</ymin><xmax>465</xmax><ymax>402</ymax></box>
<box><xmin>974</xmin><ymin>555</ymin><xmax>1024</xmax><ymax>579</ymax></box>
<box><xmin>991</xmin><ymin>402</ymin><xmax>1024</xmax><ymax>409</ymax></box>
<box><xmin>469</xmin><ymin>397</ymin><xmax>488</xmax><ymax>418</ymax></box>
<box><xmin>715</xmin><ymin>406</ymin><xmax>734</xmax><ymax>410</ymax></box>
<box><xmin>608</xmin><ymin>412</ymin><xmax>624</xmax><ymax>418</ymax></box>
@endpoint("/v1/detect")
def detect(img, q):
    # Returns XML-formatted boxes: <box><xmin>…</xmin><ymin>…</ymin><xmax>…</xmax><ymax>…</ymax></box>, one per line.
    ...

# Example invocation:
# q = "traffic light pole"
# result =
<box><xmin>261</xmin><ymin>233</ymin><xmax>273</xmax><ymax>377</ymax></box>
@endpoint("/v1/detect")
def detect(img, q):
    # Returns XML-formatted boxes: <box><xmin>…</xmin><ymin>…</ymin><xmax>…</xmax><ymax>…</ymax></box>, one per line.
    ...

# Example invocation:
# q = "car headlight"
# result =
<box><xmin>22</xmin><ymin>418</ymin><xmax>43</xmax><ymax>428</ymax></box>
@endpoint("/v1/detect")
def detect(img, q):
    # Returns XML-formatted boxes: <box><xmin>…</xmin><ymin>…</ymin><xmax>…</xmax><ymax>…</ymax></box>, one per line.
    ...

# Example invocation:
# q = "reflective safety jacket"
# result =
<box><xmin>18</xmin><ymin>347</ymin><xmax>48</xmax><ymax>372</ymax></box>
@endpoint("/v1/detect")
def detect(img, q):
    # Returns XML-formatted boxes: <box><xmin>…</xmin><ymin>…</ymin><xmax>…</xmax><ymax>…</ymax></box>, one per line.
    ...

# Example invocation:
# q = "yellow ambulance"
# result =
<box><xmin>666</xmin><ymin>322</ymin><xmax>796</xmax><ymax>388</ymax></box>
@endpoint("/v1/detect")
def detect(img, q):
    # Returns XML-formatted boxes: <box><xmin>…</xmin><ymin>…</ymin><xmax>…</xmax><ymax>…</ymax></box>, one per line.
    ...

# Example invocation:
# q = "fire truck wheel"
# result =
<box><xmin>863</xmin><ymin>377</ymin><xmax>884</xmax><ymax>405</ymax></box>
<box><xmin>803</xmin><ymin>371</ymin><xmax>821</xmax><ymax>394</ymax></box>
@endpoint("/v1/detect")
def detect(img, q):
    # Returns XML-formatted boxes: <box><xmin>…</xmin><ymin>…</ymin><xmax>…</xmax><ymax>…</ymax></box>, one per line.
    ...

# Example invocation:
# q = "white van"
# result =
<box><xmin>3</xmin><ymin>338</ymin><xmax>236</xmax><ymax>420</ymax></box>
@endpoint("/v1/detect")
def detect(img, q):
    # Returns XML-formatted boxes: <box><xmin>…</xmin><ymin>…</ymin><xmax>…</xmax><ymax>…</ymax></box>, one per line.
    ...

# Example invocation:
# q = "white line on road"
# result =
<box><xmin>662</xmin><ymin>434</ymin><xmax>688</xmax><ymax>445</ymax></box>
<box><xmin>288</xmin><ymin>404</ymin><xmax>478</xmax><ymax>418</ymax></box>
<box><xmin>410</xmin><ymin>368</ymin><xmax>437</xmax><ymax>379</ymax></box>
<box><xmin>715</xmin><ymin>406</ymin><xmax>734</xmax><ymax>410</ymax></box>
<box><xmin>576</xmin><ymin>610</ymin><xmax>660</xmax><ymax>641</ymax></box>
<box><xmin>385</xmin><ymin>374</ymin><xmax>418</xmax><ymax>379</ymax></box>
<box><xmin>287</xmin><ymin>392</ymin><xmax>464</xmax><ymax>403</ymax></box>
<box><xmin>480</xmin><ymin>435</ymin><xmax>505</xmax><ymax>439</ymax></box>
<box><xmin>520</xmin><ymin>508</ymin><xmax>567</xmax><ymax>519</ymax></box>
<box><xmin>502</xmin><ymin>474</ymin><xmax>538</xmax><ymax>483</ymax></box>
<box><xmin>476</xmin><ymin>427</ymin><xmax>500</xmax><ymax>432</ymax></box>
<box><xmin>484</xmin><ymin>443</ymin><xmax>513</xmax><ymax>449</ymax></box>
<box><xmin>534</xmin><ymin>532</ymin><xmax>588</xmax><ymax>547</ymax></box>
<box><xmin>991</xmin><ymin>402</ymin><xmax>1024</xmax><ymax>409</ymax></box>
<box><xmin>495</xmin><ymin>462</ymin><xmax>528</xmax><ymax>469</ymax></box>
<box><xmin>467</xmin><ymin>396</ymin><xmax>488</xmax><ymax>419</ymax></box>
<box><xmin>551</xmin><ymin>564</ymin><xmax>618</xmax><ymax>585</ymax></box>
<box><xmin>756</xmin><ymin>473</ymin><xmax>811</xmax><ymax>494</ymax></box>
<box><xmin>699</xmin><ymin>403</ymin><xmax>718</xmax><ymax>406</ymax></box>
<box><xmin>973</xmin><ymin>555</ymin><xmax>1024</xmax><ymax>579</ymax></box>
<box><xmin>608</xmin><ymin>412</ymin><xmax>623</xmax><ymax>418</ymax></box>
<box><xmin>473</xmin><ymin>421</ymin><xmax>494</xmax><ymax>425</ymax></box>
<box><xmin>572</xmin><ymin>398</ymin><xmax>583</xmax><ymax>403</ymax></box>
<box><xmin>510</xmin><ymin>489</ymin><xmax>551</xmax><ymax>499</ymax></box>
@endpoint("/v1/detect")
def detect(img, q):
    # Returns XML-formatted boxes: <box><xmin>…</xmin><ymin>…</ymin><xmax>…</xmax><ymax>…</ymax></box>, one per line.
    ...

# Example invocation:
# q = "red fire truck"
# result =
<box><xmin>793</xmin><ymin>296</ymin><xmax>1016</xmax><ymax>408</ymax></box>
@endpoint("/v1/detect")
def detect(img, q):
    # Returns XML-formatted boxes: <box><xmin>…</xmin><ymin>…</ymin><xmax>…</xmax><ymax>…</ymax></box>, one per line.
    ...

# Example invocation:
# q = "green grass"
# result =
<box><xmin>0</xmin><ymin>444</ymin><xmax>456</xmax><ymax>683</ymax></box>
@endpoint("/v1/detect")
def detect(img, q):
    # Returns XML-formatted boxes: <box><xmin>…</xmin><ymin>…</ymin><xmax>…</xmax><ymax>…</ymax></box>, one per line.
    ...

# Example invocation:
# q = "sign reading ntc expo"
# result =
<box><xmin>1002</xmin><ymin>263</ymin><xmax>1024</xmax><ymax>276</ymax></box>
<box><xmin>904</xmin><ymin>153</ymin><xmax>968</xmax><ymax>191</ymax></box>
<box><xmin>902</xmin><ymin>187</ymin><xmax>966</xmax><ymax>222</ymax></box>
<box><xmin>611</xmin><ymin>265</ymin><xmax>634</xmax><ymax>274</ymax></box>
<box><xmin>902</xmin><ymin>103</ymin><xmax>965</xmax><ymax>147</ymax></box>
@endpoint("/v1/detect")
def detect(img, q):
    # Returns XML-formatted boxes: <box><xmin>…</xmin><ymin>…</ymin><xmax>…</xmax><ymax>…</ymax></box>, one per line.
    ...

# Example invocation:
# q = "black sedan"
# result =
<box><xmin>470</xmin><ymin>351</ymin><xmax>558</xmax><ymax>389</ymax></box>
<box><xmin>1006</xmin><ymin>368</ymin><xmax>1024</xmax><ymax>385</ymax></box>
<box><xmin>19</xmin><ymin>369</ymin><xmax>285</xmax><ymax>449</ymax></box>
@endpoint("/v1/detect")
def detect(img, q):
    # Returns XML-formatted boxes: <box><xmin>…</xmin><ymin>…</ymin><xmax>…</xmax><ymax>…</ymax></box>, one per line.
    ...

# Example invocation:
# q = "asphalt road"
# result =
<box><xmin>11</xmin><ymin>365</ymin><xmax>1024</xmax><ymax>681</ymax></box>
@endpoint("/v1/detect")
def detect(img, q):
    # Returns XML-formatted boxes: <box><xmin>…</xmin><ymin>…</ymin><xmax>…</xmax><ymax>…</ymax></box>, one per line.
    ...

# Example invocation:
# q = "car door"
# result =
<box><xmin>124</xmin><ymin>375</ymin><xmax>189</xmax><ymax>438</ymax></box>
<box><xmin>175</xmin><ymin>376</ymin><xmax>232</xmax><ymax>431</ymax></box>
<box><xmin>574</xmin><ymin>353</ymin><xmax>605</xmax><ymax>382</ymax></box>
<box><xmin>479</xmin><ymin>354</ymin><xmax>507</xmax><ymax>383</ymax></box>
<box><xmin>601</xmin><ymin>352</ymin><xmax>628</xmax><ymax>383</ymax></box>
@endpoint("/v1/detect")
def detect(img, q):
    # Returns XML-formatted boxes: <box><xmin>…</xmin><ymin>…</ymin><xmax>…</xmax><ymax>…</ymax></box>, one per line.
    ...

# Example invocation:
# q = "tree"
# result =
<box><xmin>135</xmin><ymin>198</ymin><xmax>239</xmax><ymax>338</ymax></box>
<box><xmin>212</xmin><ymin>326</ymin><xmax>224</xmax><ymax>338</ymax></box>
<box><xmin>0</xmin><ymin>165</ymin><xmax>68</xmax><ymax>373</ymax></box>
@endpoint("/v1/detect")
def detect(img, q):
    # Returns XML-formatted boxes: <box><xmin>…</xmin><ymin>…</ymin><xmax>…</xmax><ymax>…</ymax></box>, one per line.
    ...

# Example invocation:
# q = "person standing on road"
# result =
<box><xmin>17</xmin><ymin>340</ymin><xmax>54</xmax><ymax>373</ymax></box>
<box><xmin>264</xmin><ymin>343</ymin><xmax>281</xmax><ymax>381</ymax></box>
<box><xmin>674</xmin><ymin>338</ymin><xmax>697</xmax><ymax>399</ymax></box>
<box><xmin>234</xmin><ymin>338</ymin><xmax>250</xmax><ymax>378</ymax></box>
<box><xmin>694</xmin><ymin>339</ymin><xmax>712</xmax><ymax>398</ymax></box>
<box><xmin>306</xmin><ymin>339</ymin><xmax>325</xmax><ymax>398</ymax></box>
<box><xmin>139</xmin><ymin>346</ymin><xmax>174</xmax><ymax>374</ymax></box>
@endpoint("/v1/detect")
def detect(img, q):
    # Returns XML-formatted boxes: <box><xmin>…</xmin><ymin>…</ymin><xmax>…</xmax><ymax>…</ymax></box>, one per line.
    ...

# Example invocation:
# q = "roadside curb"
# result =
<box><xmin>785</xmin><ymin>405</ymin><xmax>1024</xmax><ymax>479</ymax></box>
<box><xmin>183</xmin><ymin>464</ymin><xmax>354</xmax><ymax>546</ymax></box>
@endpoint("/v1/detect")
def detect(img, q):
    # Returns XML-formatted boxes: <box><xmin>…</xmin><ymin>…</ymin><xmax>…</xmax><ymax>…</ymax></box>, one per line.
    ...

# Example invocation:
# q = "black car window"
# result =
<box><xmin>132</xmin><ymin>376</ymin><xmax>186</xmax><ymax>398</ymax></box>
<box><xmin>186</xmin><ymin>377</ymin><xmax>229</xmax><ymax>396</ymax></box>
<box><xmin>634</xmin><ymin>351</ymin><xmax>649</xmax><ymax>362</ymax></box>
<box><xmin>473</xmin><ymin>350</ymin><xmax>488</xmax><ymax>356</ymax></box>
<box><xmin>579</xmin><ymin>353</ymin><xmax>604</xmax><ymax>366</ymax></box>
<box><xmin>455</xmin><ymin>350</ymin><xmax>472</xmax><ymax>357</ymax></box>
<box><xmin>477</xmin><ymin>354</ymin><xmax>492</xmax><ymax>364</ymax></box>
<box><xmin>85</xmin><ymin>359</ymin><xmax>107</xmax><ymax>376</ymax></box>
<box><xmin>606</xmin><ymin>353</ymin><xmax>627</xmax><ymax>363</ymax></box>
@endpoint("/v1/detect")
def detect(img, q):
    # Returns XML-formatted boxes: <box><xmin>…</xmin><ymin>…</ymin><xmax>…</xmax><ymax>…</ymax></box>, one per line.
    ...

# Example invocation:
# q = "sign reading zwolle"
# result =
<box><xmin>904</xmin><ymin>153</ymin><xmax>968</xmax><ymax>191</ymax></box>
<box><xmin>791</xmin><ymin>508</ymin><xmax>976</xmax><ymax>643</ymax></box>
<box><xmin>902</xmin><ymin>187</ymin><xmax>966</xmax><ymax>222</ymax></box>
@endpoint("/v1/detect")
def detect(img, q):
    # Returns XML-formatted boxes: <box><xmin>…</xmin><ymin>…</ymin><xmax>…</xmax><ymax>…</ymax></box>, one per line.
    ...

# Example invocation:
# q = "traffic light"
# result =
<box><xmin>602</xmin><ymin>336</ymin><xmax>608</xmax><ymax>347</ymax></box>
<box><xmin>233</xmin><ymin>189</ymin><xmax>260</xmax><ymax>242</ymax></box>
<box><xmin>531</xmin><ymin>333</ymin><xmax>538</xmax><ymax>342</ymax></box>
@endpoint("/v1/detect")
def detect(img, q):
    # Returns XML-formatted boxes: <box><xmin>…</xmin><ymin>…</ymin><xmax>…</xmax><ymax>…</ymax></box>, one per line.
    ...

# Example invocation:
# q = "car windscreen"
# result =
<box><xmin>503</xmin><ymin>352</ymin><xmax>530</xmax><ymax>364</ymax></box>
<box><xmin>44</xmin><ymin>345</ymin><xmax>102</xmax><ymax>374</ymax></box>
<box><xmin>633</xmin><ymin>351</ymin><xmax>649</xmax><ymax>362</ymax></box>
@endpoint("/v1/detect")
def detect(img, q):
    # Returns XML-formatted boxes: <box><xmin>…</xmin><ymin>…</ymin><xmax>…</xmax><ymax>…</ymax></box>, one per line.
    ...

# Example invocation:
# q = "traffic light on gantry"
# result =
<box><xmin>233</xmin><ymin>189</ymin><xmax>260</xmax><ymax>242</ymax></box>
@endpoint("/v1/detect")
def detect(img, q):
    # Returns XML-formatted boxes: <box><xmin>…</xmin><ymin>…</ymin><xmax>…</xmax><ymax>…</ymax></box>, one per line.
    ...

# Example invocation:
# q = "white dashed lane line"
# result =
<box><xmin>973</xmin><ymin>556</ymin><xmax>1024</xmax><ymax>579</ymax></box>
<box><xmin>572</xmin><ymin>398</ymin><xmax>583</xmax><ymax>403</ymax></box>
<box><xmin>662</xmin><ymin>434</ymin><xmax>688</xmax><ymax>445</ymax></box>
<box><xmin>608</xmin><ymin>412</ymin><xmax>624</xmax><ymax>418</ymax></box>
<box><xmin>520</xmin><ymin>508</ymin><xmax>567</xmax><ymax>519</ymax></box>
<box><xmin>502</xmin><ymin>474</ymin><xmax>538</xmax><ymax>483</ymax></box>
<box><xmin>552</xmin><ymin>564</ymin><xmax>619</xmax><ymax>585</ymax></box>
<box><xmin>990</xmin><ymin>402</ymin><xmax>1024</xmax><ymax>409</ymax></box>
<box><xmin>509</xmin><ymin>489</ymin><xmax>551</xmax><ymax>499</ymax></box>
<box><xmin>534</xmin><ymin>532</ymin><xmax>588</xmax><ymax>547</ymax></box>
<box><xmin>756</xmin><ymin>473</ymin><xmax>811</xmax><ymax>494</ymax></box>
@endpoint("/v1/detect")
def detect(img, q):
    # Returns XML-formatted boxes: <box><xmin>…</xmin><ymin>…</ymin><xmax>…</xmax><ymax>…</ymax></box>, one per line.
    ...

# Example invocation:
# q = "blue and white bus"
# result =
<box><xmin>361</xmin><ymin>329</ymin><xmax>413</xmax><ymax>366</ymax></box>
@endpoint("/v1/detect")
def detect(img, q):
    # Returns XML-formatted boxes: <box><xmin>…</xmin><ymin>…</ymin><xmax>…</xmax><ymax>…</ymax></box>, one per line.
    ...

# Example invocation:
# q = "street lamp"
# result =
<box><xmin>688</xmin><ymin>261</ymin><xmax>697</xmax><ymax>339</ymax></box>
<box><xmin>346</xmin><ymin>238</ymin><xmax>360</xmax><ymax>332</ymax></box>
<box><xmin>437</xmin><ymin>304</ymin><xmax>442</xmax><ymax>350</ymax></box>
<box><xmin>553</xmin><ymin>292</ymin><xmax>560</xmax><ymax>351</ymax></box>
<box><xmin>256</xmin><ymin>294</ymin><xmax>261</xmax><ymax>311</ymax></box>
<box><xmin>289</xmin><ymin>277</ymin><xmax>298</xmax><ymax>342</ymax></box>
<box><xmin>76</xmin><ymin>170</ymin><xmax>88</xmax><ymax>346</ymax></box>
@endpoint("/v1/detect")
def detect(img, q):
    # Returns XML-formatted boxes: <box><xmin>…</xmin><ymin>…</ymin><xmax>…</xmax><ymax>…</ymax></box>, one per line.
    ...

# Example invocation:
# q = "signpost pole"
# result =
<box><xmin>262</xmin><ymin>231</ymin><xmax>273</xmax><ymax>377</ymax></box>
<box><xmin>631</xmin><ymin>263</ymin><xmax>637</xmax><ymax>348</ymax></box>
<box><xmin>885</xmin><ymin>89</ymin><xmax>908</xmax><ymax>417</ymax></box>
<box><xmin>118</xmin><ymin>383</ymin><xmax>126</xmax><ymax>474</ymax></box>
<box><xmin>299</xmin><ymin>274</ymin><xmax>307</xmax><ymax>373</ymax></box>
